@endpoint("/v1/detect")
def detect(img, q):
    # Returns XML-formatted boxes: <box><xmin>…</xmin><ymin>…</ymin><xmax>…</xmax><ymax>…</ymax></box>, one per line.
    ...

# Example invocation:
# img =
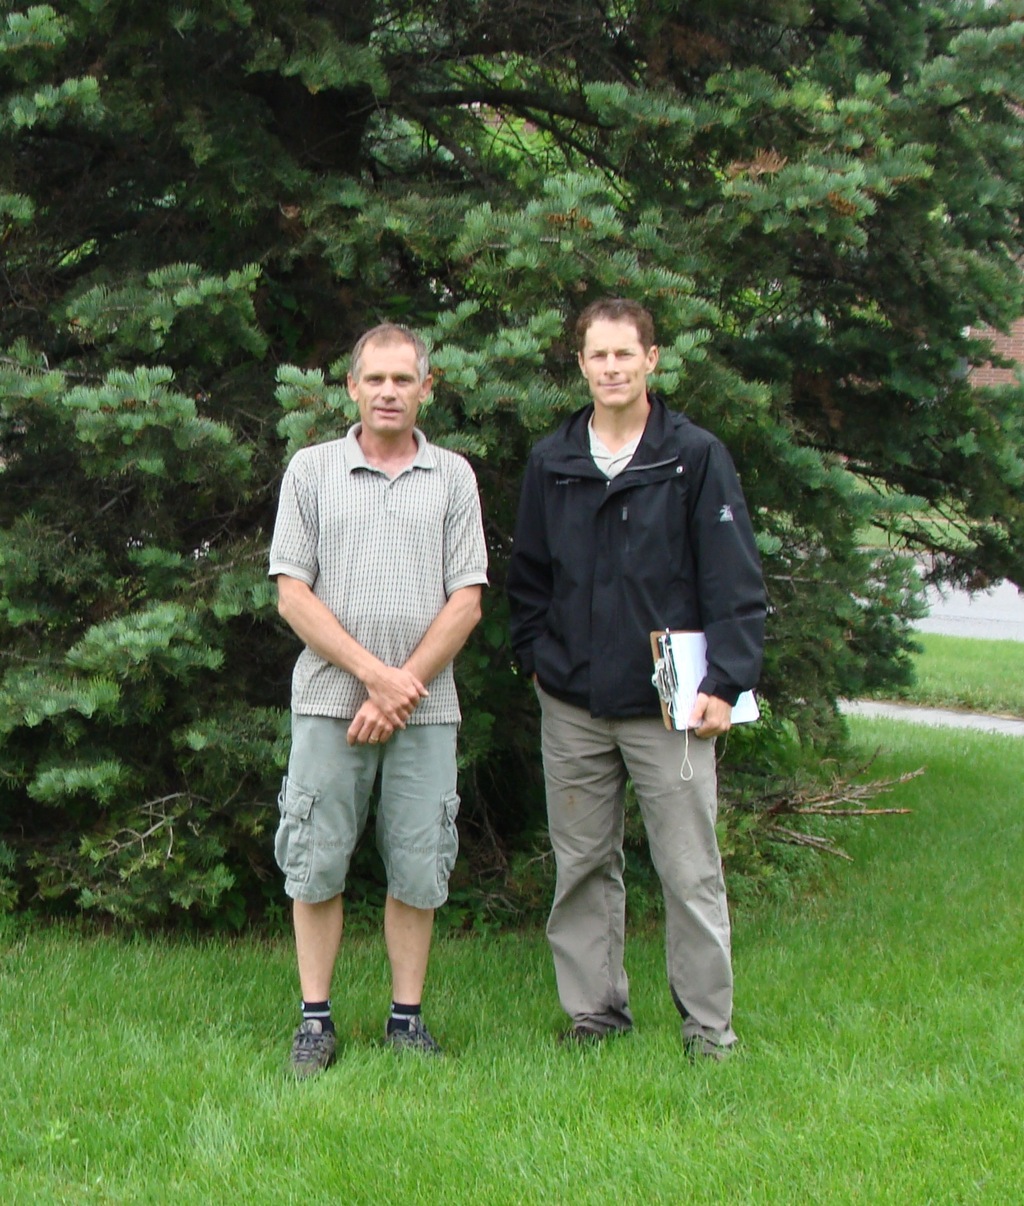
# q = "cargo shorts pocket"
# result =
<box><xmin>436</xmin><ymin>790</ymin><xmax>460</xmax><ymax>893</ymax></box>
<box><xmin>274</xmin><ymin>776</ymin><xmax>317</xmax><ymax>886</ymax></box>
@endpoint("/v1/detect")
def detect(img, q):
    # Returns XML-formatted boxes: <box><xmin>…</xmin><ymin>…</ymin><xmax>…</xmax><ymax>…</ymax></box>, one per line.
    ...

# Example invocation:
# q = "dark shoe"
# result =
<box><xmin>290</xmin><ymin>1019</ymin><xmax>337</xmax><ymax>1078</ymax></box>
<box><xmin>385</xmin><ymin>1014</ymin><xmax>442</xmax><ymax>1055</ymax></box>
<box><xmin>684</xmin><ymin>1034</ymin><xmax>734</xmax><ymax>1063</ymax></box>
<box><xmin>558</xmin><ymin>1024</ymin><xmax>621</xmax><ymax>1045</ymax></box>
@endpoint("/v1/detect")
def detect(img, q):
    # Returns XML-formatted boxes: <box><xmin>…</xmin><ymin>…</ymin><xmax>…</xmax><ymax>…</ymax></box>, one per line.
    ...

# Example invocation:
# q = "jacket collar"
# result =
<box><xmin>555</xmin><ymin>393</ymin><xmax>682</xmax><ymax>470</ymax></box>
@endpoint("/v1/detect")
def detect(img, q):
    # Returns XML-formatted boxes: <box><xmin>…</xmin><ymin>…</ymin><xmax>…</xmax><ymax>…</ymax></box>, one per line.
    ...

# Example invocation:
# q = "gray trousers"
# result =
<box><xmin>538</xmin><ymin>687</ymin><xmax>736</xmax><ymax>1045</ymax></box>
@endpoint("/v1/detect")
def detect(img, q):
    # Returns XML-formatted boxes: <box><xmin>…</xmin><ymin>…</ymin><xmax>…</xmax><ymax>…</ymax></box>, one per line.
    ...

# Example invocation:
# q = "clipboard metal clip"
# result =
<box><xmin>652</xmin><ymin>631</ymin><xmax>679</xmax><ymax>721</ymax></box>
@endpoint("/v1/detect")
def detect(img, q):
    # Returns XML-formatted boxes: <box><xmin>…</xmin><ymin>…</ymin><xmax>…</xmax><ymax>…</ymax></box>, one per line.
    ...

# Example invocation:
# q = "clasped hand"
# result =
<box><xmin>346</xmin><ymin>665</ymin><xmax>428</xmax><ymax>746</ymax></box>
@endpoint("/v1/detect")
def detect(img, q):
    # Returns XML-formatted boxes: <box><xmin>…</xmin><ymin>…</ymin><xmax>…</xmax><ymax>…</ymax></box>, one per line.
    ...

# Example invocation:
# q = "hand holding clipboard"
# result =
<box><xmin>650</xmin><ymin>630</ymin><xmax>760</xmax><ymax>731</ymax></box>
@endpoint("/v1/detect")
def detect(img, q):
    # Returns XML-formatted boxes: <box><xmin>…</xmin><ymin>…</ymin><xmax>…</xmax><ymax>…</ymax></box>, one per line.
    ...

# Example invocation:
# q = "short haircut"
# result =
<box><xmin>575</xmin><ymin>298</ymin><xmax>656</xmax><ymax>352</ymax></box>
<box><xmin>350</xmin><ymin>323</ymin><xmax>430</xmax><ymax>383</ymax></box>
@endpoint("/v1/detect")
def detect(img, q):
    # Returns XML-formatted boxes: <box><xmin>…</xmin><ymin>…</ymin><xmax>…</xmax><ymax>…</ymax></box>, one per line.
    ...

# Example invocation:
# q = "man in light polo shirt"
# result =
<box><xmin>269</xmin><ymin>322</ymin><xmax>487</xmax><ymax>1076</ymax></box>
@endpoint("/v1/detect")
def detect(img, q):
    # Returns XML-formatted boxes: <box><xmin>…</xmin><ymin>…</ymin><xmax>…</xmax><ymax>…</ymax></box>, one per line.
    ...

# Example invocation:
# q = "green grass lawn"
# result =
<box><xmin>2</xmin><ymin>718</ymin><xmax>1023</xmax><ymax>1203</ymax></box>
<box><xmin>881</xmin><ymin>631</ymin><xmax>1024</xmax><ymax>716</ymax></box>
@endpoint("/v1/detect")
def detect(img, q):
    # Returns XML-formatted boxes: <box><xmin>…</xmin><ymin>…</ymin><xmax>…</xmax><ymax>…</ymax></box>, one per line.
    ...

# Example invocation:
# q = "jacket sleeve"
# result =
<box><xmin>687</xmin><ymin>439</ymin><xmax>766</xmax><ymax>703</ymax></box>
<box><xmin>506</xmin><ymin>453</ymin><xmax>552</xmax><ymax>677</ymax></box>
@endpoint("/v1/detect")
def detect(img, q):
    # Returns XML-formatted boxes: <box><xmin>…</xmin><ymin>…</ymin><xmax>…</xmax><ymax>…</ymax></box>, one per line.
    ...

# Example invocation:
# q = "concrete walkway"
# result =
<box><xmin>842</xmin><ymin>699</ymin><xmax>1024</xmax><ymax>737</ymax></box>
<box><xmin>845</xmin><ymin>575</ymin><xmax>1024</xmax><ymax>735</ymax></box>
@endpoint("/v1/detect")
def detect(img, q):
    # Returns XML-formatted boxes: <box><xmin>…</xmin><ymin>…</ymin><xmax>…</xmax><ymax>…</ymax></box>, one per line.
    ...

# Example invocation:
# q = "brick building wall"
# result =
<box><xmin>969</xmin><ymin>319</ymin><xmax>1024</xmax><ymax>386</ymax></box>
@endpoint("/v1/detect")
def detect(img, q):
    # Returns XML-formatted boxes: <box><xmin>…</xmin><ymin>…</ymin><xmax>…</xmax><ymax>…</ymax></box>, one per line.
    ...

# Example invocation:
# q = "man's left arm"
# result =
<box><xmin>346</xmin><ymin>584</ymin><xmax>484</xmax><ymax>745</ymax></box>
<box><xmin>412</xmin><ymin>461</ymin><xmax>487</xmax><ymax>684</ymax></box>
<box><xmin>404</xmin><ymin>585</ymin><xmax>484</xmax><ymax>688</ymax></box>
<box><xmin>687</xmin><ymin>441</ymin><xmax>767</xmax><ymax>739</ymax></box>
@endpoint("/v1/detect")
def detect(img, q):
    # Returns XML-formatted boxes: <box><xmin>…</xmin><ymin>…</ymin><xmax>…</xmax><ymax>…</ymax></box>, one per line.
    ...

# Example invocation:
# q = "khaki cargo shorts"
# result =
<box><xmin>275</xmin><ymin>715</ymin><xmax>460</xmax><ymax>909</ymax></box>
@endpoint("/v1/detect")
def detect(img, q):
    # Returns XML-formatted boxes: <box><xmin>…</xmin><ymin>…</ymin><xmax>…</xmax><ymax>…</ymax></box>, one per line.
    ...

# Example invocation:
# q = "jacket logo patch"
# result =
<box><xmin>719</xmin><ymin>504</ymin><xmax>734</xmax><ymax>522</ymax></box>
<box><xmin>554</xmin><ymin>477</ymin><xmax>580</xmax><ymax>486</ymax></box>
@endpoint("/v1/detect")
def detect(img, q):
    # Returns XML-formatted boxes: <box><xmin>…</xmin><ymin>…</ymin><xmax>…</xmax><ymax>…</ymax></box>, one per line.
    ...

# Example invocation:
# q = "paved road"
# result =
<box><xmin>843</xmin><ymin>575</ymin><xmax>1024</xmax><ymax>734</ymax></box>
<box><xmin>916</xmin><ymin>578</ymin><xmax>1024</xmax><ymax>641</ymax></box>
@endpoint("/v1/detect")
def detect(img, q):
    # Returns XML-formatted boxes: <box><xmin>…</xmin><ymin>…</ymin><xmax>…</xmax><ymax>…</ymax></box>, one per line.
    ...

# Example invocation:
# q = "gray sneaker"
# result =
<box><xmin>558</xmin><ymin>1024</ymin><xmax>624</xmax><ymax>1045</ymax></box>
<box><xmin>384</xmin><ymin>1013</ymin><xmax>442</xmax><ymax>1055</ymax></box>
<box><xmin>290</xmin><ymin>1019</ymin><xmax>337</xmax><ymax>1078</ymax></box>
<box><xmin>684</xmin><ymin>1034</ymin><xmax>734</xmax><ymax>1063</ymax></box>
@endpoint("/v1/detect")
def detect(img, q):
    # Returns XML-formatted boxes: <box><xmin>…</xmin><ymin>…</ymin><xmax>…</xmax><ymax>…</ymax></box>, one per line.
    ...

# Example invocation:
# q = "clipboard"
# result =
<box><xmin>650</xmin><ymin>630</ymin><xmax>760</xmax><ymax>731</ymax></box>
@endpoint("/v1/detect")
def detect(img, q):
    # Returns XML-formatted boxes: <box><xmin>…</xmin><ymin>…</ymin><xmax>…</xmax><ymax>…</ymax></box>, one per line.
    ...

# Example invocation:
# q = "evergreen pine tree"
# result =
<box><xmin>1</xmin><ymin>1</ymin><xmax>1022</xmax><ymax>921</ymax></box>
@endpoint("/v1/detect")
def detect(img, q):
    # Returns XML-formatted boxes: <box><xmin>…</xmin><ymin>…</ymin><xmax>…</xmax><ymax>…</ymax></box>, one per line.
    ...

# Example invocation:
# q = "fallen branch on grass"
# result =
<box><xmin>756</xmin><ymin>766</ymin><xmax>922</xmax><ymax>859</ymax></box>
<box><xmin>767</xmin><ymin>827</ymin><xmax>855</xmax><ymax>859</ymax></box>
<box><xmin>761</xmin><ymin>767</ymin><xmax>922</xmax><ymax>818</ymax></box>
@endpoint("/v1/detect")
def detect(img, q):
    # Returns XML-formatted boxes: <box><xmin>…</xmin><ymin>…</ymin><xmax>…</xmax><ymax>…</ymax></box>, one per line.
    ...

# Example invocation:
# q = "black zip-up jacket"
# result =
<box><xmin>507</xmin><ymin>394</ymin><xmax>766</xmax><ymax>718</ymax></box>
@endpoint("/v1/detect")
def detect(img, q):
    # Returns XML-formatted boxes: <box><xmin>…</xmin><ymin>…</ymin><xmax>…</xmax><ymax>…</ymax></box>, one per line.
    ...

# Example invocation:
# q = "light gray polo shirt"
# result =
<box><xmin>269</xmin><ymin>425</ymin><xmax>488</xmax><ymax>723</ymax></box>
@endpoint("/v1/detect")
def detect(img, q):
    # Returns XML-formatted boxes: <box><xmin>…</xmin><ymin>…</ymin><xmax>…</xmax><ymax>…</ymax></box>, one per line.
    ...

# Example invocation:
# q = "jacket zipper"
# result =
<box><xmin>624</xmin><ymin>456</ymin><xmax>678</xmax><ymax>472</ymax></box>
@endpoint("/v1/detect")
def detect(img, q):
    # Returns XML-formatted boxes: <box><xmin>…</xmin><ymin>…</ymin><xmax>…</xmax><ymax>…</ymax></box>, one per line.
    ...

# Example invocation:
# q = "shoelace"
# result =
<box><xmin>294</xmin><ymin>1024</ymin><xmax>331</xmax><ymax>1059</ymax></box>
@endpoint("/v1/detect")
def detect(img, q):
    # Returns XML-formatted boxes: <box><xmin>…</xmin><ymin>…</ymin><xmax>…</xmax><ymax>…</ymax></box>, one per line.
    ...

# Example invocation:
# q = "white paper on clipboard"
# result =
<box><xmin>651</xmin><ymin>630</ymin><xmax>760</xmax><ymax>730</ymax></box>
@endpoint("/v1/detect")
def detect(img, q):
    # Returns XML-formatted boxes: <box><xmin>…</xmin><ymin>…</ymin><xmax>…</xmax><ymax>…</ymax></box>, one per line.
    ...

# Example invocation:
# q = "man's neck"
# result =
<box><xmin>590</xmin><ymin>395</ymin><xmax>651</xmax><ymax>453</ymax></box>
<box><xmin>357</xmin><ymin>427</ymin><xmax>419</xmax><ymax>476</ymax></box>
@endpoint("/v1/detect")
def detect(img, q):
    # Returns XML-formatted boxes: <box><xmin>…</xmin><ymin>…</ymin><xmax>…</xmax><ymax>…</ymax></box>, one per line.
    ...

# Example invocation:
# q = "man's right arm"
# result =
<box><xmin>506</xmin><ymin>456</ymin><xmax>553</xmax><ymax>677</ymax></box>
<box><xmin>275</xmin><ymin>574</ymin><xmax>428</xmax><ymax>726</ymax></box>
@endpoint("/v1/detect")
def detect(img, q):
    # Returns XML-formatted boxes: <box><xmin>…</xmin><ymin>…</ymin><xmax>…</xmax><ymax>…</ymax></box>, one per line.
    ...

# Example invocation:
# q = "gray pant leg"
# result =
<box><xmin>619</xmin><ymin>721</ymin><xmax>736</xmax><ymax>1044</ymax></box>
<box><xmin>538</xmin><ymin>689</ymin><xmax>634</xmax><ymax>1034</ymax></box>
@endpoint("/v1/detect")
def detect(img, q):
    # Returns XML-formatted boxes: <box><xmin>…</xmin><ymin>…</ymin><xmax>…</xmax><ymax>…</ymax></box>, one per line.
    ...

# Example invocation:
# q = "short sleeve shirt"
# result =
<box><xmin>269</xmin><ymin>425</ymin><xmax>488</xmax><ymax>723</ymax></box>
<box><xmin>588</xmin><ymin>419</ymin><xmax>641</xmax><ymax>479</ymax></box>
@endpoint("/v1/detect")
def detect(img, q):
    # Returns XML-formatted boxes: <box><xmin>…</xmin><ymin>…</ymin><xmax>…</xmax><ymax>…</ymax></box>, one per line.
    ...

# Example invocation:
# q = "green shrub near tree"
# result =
<box><xmin>2</xmin><ymin>1</ymin><xmax>1023</xmax><ymax>924</ymax></box>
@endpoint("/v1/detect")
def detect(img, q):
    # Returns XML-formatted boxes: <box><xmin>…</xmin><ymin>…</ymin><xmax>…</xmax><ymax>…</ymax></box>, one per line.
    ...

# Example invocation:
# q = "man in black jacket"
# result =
<box><xmin>507</xmin><ymin>298</ymin><xmax>765</xmax><ymax>1058</ymax></box>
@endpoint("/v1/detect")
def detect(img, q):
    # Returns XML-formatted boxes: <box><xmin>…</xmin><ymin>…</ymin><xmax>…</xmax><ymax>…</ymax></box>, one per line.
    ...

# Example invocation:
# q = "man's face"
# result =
<box><xmin>578</xmin><ymin>318</ymin><xmax>658</xmax><ymax>413</ymax></box>
<box><xmin>347</xmin><ymin>338</ymin><xmax>432</xmax><ymax>440</ymax></box>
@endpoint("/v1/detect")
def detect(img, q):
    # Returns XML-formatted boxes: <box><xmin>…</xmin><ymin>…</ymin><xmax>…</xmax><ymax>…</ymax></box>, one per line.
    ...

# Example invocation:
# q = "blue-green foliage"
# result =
<box><xmin>1</xmin><ymin>1</ymin><xmax>1022</xmax><ymax>924</ymax></box>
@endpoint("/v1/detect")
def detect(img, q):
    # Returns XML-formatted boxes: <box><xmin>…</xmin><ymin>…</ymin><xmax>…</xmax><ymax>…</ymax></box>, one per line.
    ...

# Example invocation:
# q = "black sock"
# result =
<box><xmin>302</xmin><ymin>999</ymin><xmax>334</xmax><ymax>1034</ymax></box>
<box><xmin>387</xmin><ymin>1002</ymin><xmax>421</xmax><ymax>1033</ymax></box>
